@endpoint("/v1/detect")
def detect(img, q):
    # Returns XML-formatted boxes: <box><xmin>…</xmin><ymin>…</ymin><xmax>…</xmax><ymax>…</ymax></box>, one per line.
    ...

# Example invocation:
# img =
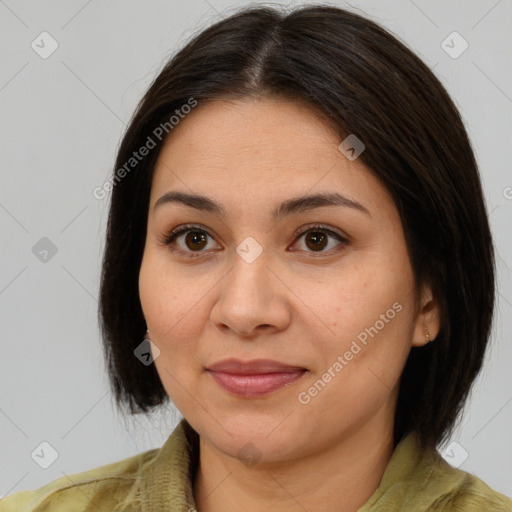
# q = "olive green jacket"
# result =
<box><xmin>1</xmin><ymin>418</ymin><xmax>511</xmax><ymax>511</ymax></box>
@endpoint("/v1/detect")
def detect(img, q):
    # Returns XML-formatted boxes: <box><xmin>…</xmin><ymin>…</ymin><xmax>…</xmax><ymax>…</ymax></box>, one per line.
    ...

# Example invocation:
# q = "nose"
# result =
<box><xmin>209</xmin><ymin>247</ymin><xmax>291</xmax><ymax>338</ymax></box>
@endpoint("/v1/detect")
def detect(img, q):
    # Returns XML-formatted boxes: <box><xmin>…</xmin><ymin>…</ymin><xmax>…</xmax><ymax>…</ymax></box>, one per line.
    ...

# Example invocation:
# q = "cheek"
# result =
<box><xmin>310</xmin><ymin>289</ymin><xmax>414</xmax><ymax>408</ymax></box>
<box><xmin>291</xmin><ymin>251</ymin><xmax>416</xmax><ymax>387</ymax></box>
<box><xmin>138</xmin><ymin>252</ymin><xmax>214</xmax><ymax>400</ymax></box>
<box><xmin>139</xmin><ymin>267</ymin><xmax>197</xmax><ymax>412</ymax></box>
<box><xmin>139</xmin><ymin>256</ymin><xmax>186</xmax><ymax>374</ymax></box>
<box><xmin>290</xmin><ymin>253</ymin><xmax>410</xmax><ymax>337</ymax></box>
<box><xmin>139</xmin><ymin>251</ymin><xmax>206</xmax><ymax>338</ymax></box>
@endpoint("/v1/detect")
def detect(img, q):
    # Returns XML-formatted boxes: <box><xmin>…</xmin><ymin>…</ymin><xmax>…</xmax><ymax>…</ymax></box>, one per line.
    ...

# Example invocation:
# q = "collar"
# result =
<box><xmin>138</xmin><ymin>418</ymin><xmax>473</xmax><ymax>511</ymax></box>
<box><xmin>140</xmin><ymin>417</ymin><xmax>199</xmax><ymax>512</ymax></box>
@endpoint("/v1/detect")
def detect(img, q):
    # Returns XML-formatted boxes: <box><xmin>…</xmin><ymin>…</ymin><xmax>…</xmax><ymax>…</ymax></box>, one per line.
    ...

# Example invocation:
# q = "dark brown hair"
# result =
<box><xmin>98</xmin><ymin>4</ymin><xmax>495</xmax><ymax>452</ymax></box>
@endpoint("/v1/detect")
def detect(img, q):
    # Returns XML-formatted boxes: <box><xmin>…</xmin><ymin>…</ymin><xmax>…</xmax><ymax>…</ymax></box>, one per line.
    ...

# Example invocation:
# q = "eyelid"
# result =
<box><xmin>158</xmin><ymin>223</ymin><xmax>220</xmax><ymax>249</ymax></box>
<box><xmin>292</xmin><ymin>223</ymin><xmax>349</xmax><ymax>242</ymax></box>
<box><xmin>288</xmin><ymin>223</ymin><xmax>350</xmax><ymax>256</ymax></box>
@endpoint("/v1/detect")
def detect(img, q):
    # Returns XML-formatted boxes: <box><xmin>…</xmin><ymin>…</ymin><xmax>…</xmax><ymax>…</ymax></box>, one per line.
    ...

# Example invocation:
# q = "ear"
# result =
<box><xmin>411</xmin><ymin>283</ymin><xmax>441</xmax><ymax>348</ymax></box>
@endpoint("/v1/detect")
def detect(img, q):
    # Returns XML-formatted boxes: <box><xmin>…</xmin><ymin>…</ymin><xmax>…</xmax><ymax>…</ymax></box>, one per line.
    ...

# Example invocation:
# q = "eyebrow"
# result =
<box><xmin>153</xmin><ymin>191</ymin><xmax>371</xmax><ymax>219</ymax></box>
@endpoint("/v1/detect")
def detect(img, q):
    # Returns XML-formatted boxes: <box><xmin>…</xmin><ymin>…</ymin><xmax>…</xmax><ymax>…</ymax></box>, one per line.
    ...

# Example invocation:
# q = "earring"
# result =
<box><xmin>425</xmin><ymin>328</ymin><xmax>432</xmax><ymax>343</ymax></box>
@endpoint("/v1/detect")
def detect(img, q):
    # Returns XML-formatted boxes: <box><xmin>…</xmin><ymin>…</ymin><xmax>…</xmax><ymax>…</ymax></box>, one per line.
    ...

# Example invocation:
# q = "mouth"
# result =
<box><xmin>206</xmin><ymin>358</ymin><xmax>308</xmax><ymax>398</ymax></box>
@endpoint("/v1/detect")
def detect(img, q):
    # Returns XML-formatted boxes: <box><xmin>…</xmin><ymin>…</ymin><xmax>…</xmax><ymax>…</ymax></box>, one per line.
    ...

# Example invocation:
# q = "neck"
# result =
<box><xmin>193</xmin><ymin>413</ymin><xmax>396</xmax><ymax>512</ymax></box>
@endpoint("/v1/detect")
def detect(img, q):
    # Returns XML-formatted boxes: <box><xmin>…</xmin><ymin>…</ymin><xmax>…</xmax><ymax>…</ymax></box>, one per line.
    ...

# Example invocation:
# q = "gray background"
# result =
<box><xmin>1</xmin><ymin>0</ymin><xmax>511</xmax><ymax>499</ymax></box>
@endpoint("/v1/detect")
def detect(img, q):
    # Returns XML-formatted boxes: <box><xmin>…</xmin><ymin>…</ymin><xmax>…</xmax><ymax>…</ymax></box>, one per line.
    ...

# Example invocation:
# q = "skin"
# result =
<box><xmin>138</xmin><ymin>96</ymin><xmax>440</xmax><ymax>512</ymax></box>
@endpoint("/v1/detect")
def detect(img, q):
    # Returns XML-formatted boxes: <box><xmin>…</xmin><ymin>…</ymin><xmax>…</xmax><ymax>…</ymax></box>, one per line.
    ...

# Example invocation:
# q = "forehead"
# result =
<box><xmin>149</xmin><ymin>97</ymin><xmax>391</xmax><ymax>219</ymax></box>
<box><xmin>155</xmin><ymin>97</ymin><xmax>338</xmax><ymax>165</ymax></box>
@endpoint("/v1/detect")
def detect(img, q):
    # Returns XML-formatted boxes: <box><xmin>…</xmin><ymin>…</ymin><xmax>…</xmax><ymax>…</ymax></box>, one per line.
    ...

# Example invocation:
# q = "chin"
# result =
<box><xmin>191</xmin><ymin>409</ymin><xmax>312</xmax><ymax>463</ymax></box>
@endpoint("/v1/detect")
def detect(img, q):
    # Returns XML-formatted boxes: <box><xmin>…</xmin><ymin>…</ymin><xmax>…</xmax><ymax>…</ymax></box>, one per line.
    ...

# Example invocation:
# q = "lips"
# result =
<box><xmin>206</xmin><ymin>358</ymin><xmax>307</xmax><ymax>397</ymax></box>
<box><xmin>207</xmin><ymin>358</ymin><xmax>306</xmax><ymax>374</ymax></box>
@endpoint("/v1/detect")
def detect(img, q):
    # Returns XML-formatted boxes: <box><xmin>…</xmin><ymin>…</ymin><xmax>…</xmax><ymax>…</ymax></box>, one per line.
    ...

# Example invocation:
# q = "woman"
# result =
<box><xmin>2</xmin><ymin>4</ymin><xmax>511</xmax><ymax>511</ymax></box>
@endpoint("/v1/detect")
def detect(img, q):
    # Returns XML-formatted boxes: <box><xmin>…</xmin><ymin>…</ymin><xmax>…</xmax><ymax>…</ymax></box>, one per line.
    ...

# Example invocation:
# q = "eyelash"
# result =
<box><xmin>158</xmin><ymin>223</ymin><xmax>350</xmax><ymax>258</ymax></box>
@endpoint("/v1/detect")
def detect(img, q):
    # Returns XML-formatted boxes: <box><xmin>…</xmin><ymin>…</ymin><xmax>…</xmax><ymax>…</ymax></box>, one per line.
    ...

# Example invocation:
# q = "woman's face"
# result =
<box><xmin>139</xmin><ymin>97</ymin><xmax>438</xmax><ymax>463</ymax></box>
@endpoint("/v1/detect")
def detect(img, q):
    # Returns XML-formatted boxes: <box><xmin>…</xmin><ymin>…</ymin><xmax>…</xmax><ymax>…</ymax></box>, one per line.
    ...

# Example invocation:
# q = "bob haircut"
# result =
<box><xmin>98</xmin><ymin>4</ymin><xmax>495</xmax><ymax>452</ymax></box>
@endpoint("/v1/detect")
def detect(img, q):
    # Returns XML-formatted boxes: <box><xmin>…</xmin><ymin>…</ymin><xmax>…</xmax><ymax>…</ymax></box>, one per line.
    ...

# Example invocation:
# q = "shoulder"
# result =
<box><xmin>367</xmin><ymin>432</ymin><xmax>512</xmax><ymax>511</ymax></box>
<box><xmin>421</xmin><ymin>448</ymin><xmax>512</xmax><ymax>511</ymax></box>
<box><xmin>0</xmin><ymin>447</ymin><xmax>160</xmax><ymax>512</ymax></box>
<box><xmin>0</xmin><ymin>417</ymin><xmax>198</xmax><ymax>512</ymax></box>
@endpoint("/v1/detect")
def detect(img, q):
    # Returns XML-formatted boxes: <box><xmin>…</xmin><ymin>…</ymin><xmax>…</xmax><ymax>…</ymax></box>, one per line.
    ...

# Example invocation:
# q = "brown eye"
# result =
<box><xmin>162</xmin><ymin>224</ymin><xmax>220</xmax><ymax>257</ymax></box>
<box><xmin>291</xmin><ymin>225</ymin><xmax>349</xmax><ymax>255</ymax></box>
<box><xmin>184</xmin><ymin>231</ymin><xmax>208</xmax><ymax>251</ymax></box>
<box><xmin>304</xmin><ymin>231</ymin><xmax>328</xmax><ymax>251</ymax></box>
